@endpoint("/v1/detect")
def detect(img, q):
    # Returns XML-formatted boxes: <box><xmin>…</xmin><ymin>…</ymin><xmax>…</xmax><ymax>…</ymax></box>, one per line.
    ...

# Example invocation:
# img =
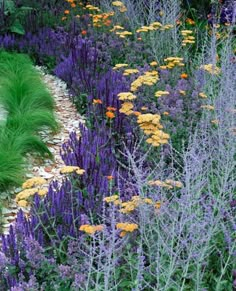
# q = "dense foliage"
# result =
<box><xmin>0</xmin><ymin>0</ymin><xmax>235</xmax><ymax>290</ymax></box>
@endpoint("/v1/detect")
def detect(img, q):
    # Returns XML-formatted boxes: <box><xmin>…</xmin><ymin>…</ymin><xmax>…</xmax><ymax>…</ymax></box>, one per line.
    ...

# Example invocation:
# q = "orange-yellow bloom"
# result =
<box><xmin>106</xmin><ymin>111</ymin><xmax>115</xmax><ymax>119</ymax></box>
<box><xmin>180</xmin><ymin>73</ymin><xmax>188</xmax><ymax>79</ymax></box>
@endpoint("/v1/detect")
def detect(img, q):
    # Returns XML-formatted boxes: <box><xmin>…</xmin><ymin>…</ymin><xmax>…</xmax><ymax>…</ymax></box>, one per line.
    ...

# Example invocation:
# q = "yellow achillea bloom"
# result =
<box><xmin>148</xmin><ymin>179</ymin><xmax>183</xmax><ymax>189</ymax></box>
<box><xmin>116</xmin><ymin>31</ymin><xmax>132</xmax><ymax>38</ymax></box>
<box><xmin>103</xmin><ymin>195</ymin><xmax>119</xmax><ymax>203</ymax></box>
<box><xmin>148</xmin><ymin>180</ymin><xmax>173</xmax><ymax>189</ymax></box>
<box><xmin>117</xmin><ymin>92</ymin><xmax>137</xmax><ymax>100</ymax></box>
<box><xmin>164</xmin><ymin>57</ymin><xmax>185</xmax><ymax>68</ymax></box>
<box><xmin>131</xmin><ymin>71</ymin><xmax>159</xmax><ymax>92</ymax></box>
<box><xmin>112</xmin><ymin>1</ymin><xmax>124</xmax><ymax>7</ymax></box>
<box><xmin>143</xmin><ymin>198</ymin><xmax>153</xmax><ymax>204</ymax></box>
<box><xmin>200</xmin><ymin>64</ymin><xmax>221</xmax><ymax>75</ymax></box>
<box><xmin>150</xmin><ymin>61</ymin><xmax>158</xmax><ymax>66</ymax></box>
<box><xmin>201</xmin><ymin>105</ymin><xmax>215</xmax><ymax>110</ymax></box>
<box><xmin>116</xmin><ymin>222</ymin><xmax>138</xmax><ymax>232</ymax></box>
<box><xmin>155</xmin><ymin>90</ymin><xmax>170</xmax><ymax>97</ymax></box>
<box><xmin>179</xmin><ymin>90</ymin><xmax>186</xmax><ymax>95</ymax></box>
<box><xmin>60</xmin><ymin>166</ymin><xmax>85</xmax><ymax>175</ymax></box>
<box><xmin>123</xmin><ymin>69</ymin><xmax>139</xmax><ymax>76</ymax></box>
<box><xmin>211</xmin><ymin>119</ymin><xmax>219</xmax><ymax>125</ymax></box>
<box><xmin>119</xmin><ymin>6</ymin><xmax>127</xmax><ymax>12</ymax></box>
<box><xmin>137</xmin><ymin>114</ymin><xmax>169</xmax><ymax>147</ymax></box>
<box><xmin>16</xmin><ymin>188</ymin><xmax>40</xmax><ymax>201</ymax></box>
<box><xmin>113</xmin><ymin>63</ymin><xmax>129</xmax><ymax>70</ymax></box>
<box><xmin>119</xmin><ymin>102</ymin><xmax>134</xmax><ymax>115</ymax></box>
<box><xmin>86</xmin><ymin>4</ymin><xmax>100</xmax><ymax>11</ymax></box>
<box><xmin>110</xmin><ymin>25</ymin><xmax>124</xmax><ymax>32</ymax></box>
<box><xmin>22</xmin><ymin>177</ymin><xmax>46</xmax><ymax>189</ymax></box>
<box><xmin>17</xmin><ymin>200</ymin><xmax>28</xmax><ymax>207</ymax></box>
<box><xmin>79</xmin><ymin>224</ymin><xmax>104</xmax><ymax>235</ymax></box>
<box><xmin>155</xmin><ymin>202</ymin><xmax>161</xmax><ymax>209</ymax></box>
<box><xmin>199</xmin><ymin>92</ymin><xmax>207</xmax><ymax>98</ymax></box>
<box><xmin>165</xmin><ymin>179</ymin><xmax>183</xmax><ymax>188</ymax></box>
<box><xmin>37</xmin><ymin>188</ymin><xmax>48</xmax><ymax>196</ymax></box>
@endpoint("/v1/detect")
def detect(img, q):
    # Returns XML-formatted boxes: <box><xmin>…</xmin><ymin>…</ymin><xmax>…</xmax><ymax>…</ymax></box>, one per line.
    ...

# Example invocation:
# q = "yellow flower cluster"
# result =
<box><xmin>123</xmin><ymin>69</ymin><xmax>139</xmax><ymax>76</ymax></box>
<box><xmin>116</xmin><ymin>30</ymin><xmax>132</xmax><ymax>38</ymax></box>
<box><xmin>119</xmin><ymin>102</ymin><xmax>134</xmax><ymax>115</ymax></box>
<box><xmin>163</xmin><ymin>57</ymin><xmax>185</xmax><ymax>69</ymax></box>
<box><xmin>60</xmin><ymin>166</ymin><xmax>85</xmax><ymax>175</ymax></box>
<box><xmin>155</xmin><ymin>90</ymin><xmax>170</xmax><ymax>97</ymax></box>
<box><xmin>211</xmin><ymin>119</ymin><xmax>219</xmax><ymax>125</ymax></box>
<box><xmin>201</xmin><ymin>105</ymin><xmax>215</xmax><ymax>111</ymax></box>
<box><xmin>130</xmin><ymin>71</ymin><xmax>159</xmax><ymax>92</ymax></box>
<box><xmin>200</xmin><ymin>64</ymin><xmax>221</xmax><ymax>75</ymax></box>
<box><xmin>110</xmin><ymin>25</ymin><xmax>124</xmax><ymax>32</ymax></box>
<box><xmin>116</xmin><ymin>222</ymin><xmax>138</xmax><ymax>231</ymax></box>
<box><xmin>113</xmin><ymin>63</ymin><xmax>128</xmax><ymax>69</ymax></box>
<box><xmin>137</xmin><ymin>114</ymin><xmax>169</xmax><ymax>146</ymax></box>
<box><xmin>91</xmin><ymin>12</ymin><xmax>114</xmax><ymax>27</ymax></box>
<box><xmin>199</xmin><ymin>92</ymin><xmax>208</xmax><ymax>98</ymax></box>
<box><xmin>16</xmin><ymin>186</ymin><xmax>48</xmax><ymax>207</ymax></box>
<box><xmin>112</xmin><ymin>1</ymin><xmax>127</xmax><ymax>12</ymax></box>
<box><xmin>118</xmin><ymin>92</ymin><xmax>137</xmax><ymax>100</ymax></box>
<box><xmin>16</xmin><ymin>188</ymin><xmax>39</xmax><ymax>202</ymax></box>
<box><xmin>22</xmin><ymin>177</ymin><xmax>46</xmax><ymax>189</ymax></box>
<box><xmin>86</xmin><ymin>4</ymin><xmax>100</xmax><ymax>12</ymax></box>
<box><xmin>179</xmin><ymin>90</ymin><xmax>186</xmax><ymax>95</ymax></box>
<box><xmin>150</xmin><ymin>61</ymin><xmax>158</xmax><ymax>66</ymax></box>
<box><xmin>148</xmin><ymin>179</ymin><xmax>183</xmax><ymax>189</ymax></box>
<box><xmin>181</xmin><ymin>30</ymin><xmax>195</xmax><ymax>46</ymax></box>
<box><xmin>79</xmin><ymin>224</ymin><xmax>104</xmax><ymax>235</ymax></box>
<box><xmin>104</xmin><ymin>194</ymin><xmax>162</xmax><ymax>214</ymax></box>
<box><xmin>136</xmin><ymin>21</ymin><xmax>173</xmax><ymax>33</ymax></box>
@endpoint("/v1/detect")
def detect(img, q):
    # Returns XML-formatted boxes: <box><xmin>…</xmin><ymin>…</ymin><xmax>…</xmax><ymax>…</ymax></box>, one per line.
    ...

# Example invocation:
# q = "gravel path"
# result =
<box><xmin>0</xmin><ymin>67</ymin><xmax>84</xmax><ymax>236</ymax></box>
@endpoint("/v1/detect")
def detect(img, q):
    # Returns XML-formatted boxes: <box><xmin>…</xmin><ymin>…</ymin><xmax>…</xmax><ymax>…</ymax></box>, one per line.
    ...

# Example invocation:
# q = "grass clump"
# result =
<box><xmin>0</xmin><ymin>51</ymin><xmax>57</xmax><ymax>192</ymax></box>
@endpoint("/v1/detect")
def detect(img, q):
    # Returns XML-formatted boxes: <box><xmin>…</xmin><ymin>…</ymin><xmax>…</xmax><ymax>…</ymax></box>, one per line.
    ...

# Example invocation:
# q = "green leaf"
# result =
<box><xmin>3</xmin><ymin>0</ymin><xmax>15</xmax><ymax>15</ymax></box>
<box><xmin>10</xmin><ymin>19</ymin><xmax>25</xmax><ymax>35</ymax></box>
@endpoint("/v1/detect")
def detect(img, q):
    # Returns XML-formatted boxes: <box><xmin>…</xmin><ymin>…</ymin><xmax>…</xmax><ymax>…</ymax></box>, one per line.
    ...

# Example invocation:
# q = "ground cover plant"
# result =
<box><xmin>0</xmin><ymin>0</ymin><xmax>235</xmax><ymax>290</ymax></box>
<box><xmin>0</xmin><ymin>51</ymin><xmax>57</xmax><ymax>193</ymax></box>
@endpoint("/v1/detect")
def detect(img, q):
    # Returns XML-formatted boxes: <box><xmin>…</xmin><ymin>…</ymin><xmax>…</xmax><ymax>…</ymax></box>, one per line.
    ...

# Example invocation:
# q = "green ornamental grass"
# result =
<box><xmin>0</xmin><ymin>51</ymin><xmax>57</xmax><ymax>192</ymax></box>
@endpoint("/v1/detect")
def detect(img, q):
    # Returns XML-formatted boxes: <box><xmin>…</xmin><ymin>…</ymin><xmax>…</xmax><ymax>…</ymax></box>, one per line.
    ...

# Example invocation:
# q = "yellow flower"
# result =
<box><xmin>201</xmin><ymin>105</ymin><xmax>215</xmax><ymax>111</ymax></box>
<box><xmin>179</xmin><ymin>90</ymin><xmax>186</xmax><ymax>95</ymax></box>
<box><xmin>123</xmin><ymin>69</ymin><xmax>139</xmax><ymax>76</ymax></box>
<box><xmin>143</xmin><ymin>198</ymin><xmax>153</xmax><ymax>204</ymax></box>
<box><xmin>119</xmin><ymin>231</ymin><xmax>127</xmax><ymax>237</ymax></box>
<box><xmin>181</xmin><ymin>30</ymin><xmax>193</xmax><ymax>35</ymax></box>
<box><xmin>16</xmin><ymin>188</ymin><xmax>39</xmax><ymax>201</ymax></box>
<box><xmin>17</xmin><ymin>200</ymin><xmax>28</xmax><ymax>207</ymax></box>
<box><xmin>79</xmin><ymin>224</ymin><xmax>104</xmax><ymax>235</ymax></box>
<box><xmin>22</xmin><ymin>177</ymin><xmax>46</xmax><ymax>189</ymax></box>
<box><xmin>60</xmin><ymin>166</ymin><xmax>85</xmax><ymax>175</ymax></box>
<box><xmin>200</xmin><ymin>64</ymin><xmax>221</xmax><ymax>75</ymax></box>
<box><xmin>165</xmin><ymin>179</ymin><xmax>183</xmax><ymax>188</ymax></box>
<box><xmin>117</xmin><ymin>92</ymin><xmax>137</xmax><ymax>100</ymax></box>
<box><xmin>37</xmin><ymin>188</ymin><xmax>48</xmax><ymax>196</ymax></box>
<box><xmin>199</xmin><ymin>92</ymin><xmax>207</xmax><ymax>98</ymax></box>
<box><xmin>110</xmin><ymin>25</ymin><xmax>124</xmax><ymax>32</ymax></box>
<box><xmin>155</xmin><ymin>90</ymin><xmax>170</xmax><ymax>97</ymax></box>
<box><xmin>116</xmin><ymin>222</ymin><xmax>138</xmax><ymax>232</ymax></box>
<box><xmin>119</xmin><ymin>102</ymin><xmax>134</xmax><ymax>115</ymax></box>
<box><xmin>159</xmin><ymin>65</ymin><xmax>167</xmax><ymax>70</ymax></box>
<box><xmin>148</xmin><ymin>180</ymin><xmax>172</xmax><ymax>189</ymax></box>
<box><xmin>211</xmin><ymin>119</ymin><xmax>219</xmax><ymax>125</ymax></box>
<box><xmin>150</xmin><ymin>61</ymin><xmax>158</xmax><ymax>66</ymax></box>
<box><xmin>112</xmin><ymin>1</ymin><xmax>124</xmax><ymax>7</ymax></box>
<box><xmin>116</xmin><ymin>31</ymin><xmax>132</xmax><ymax>38</ymax></box>
<box><xmin>104</xmin><ymin>195</ymin><xmax>119</xmax><ymax>203</ymax></box>
<box><xmin>155</xmin><ymin>201</ymin><xmax>161</xmax><ymax>209</ymax></box>
<box><xmin>113</xmin><ymin>63</ymin><xmax>129</xmax><ymax>70</ymax></box>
